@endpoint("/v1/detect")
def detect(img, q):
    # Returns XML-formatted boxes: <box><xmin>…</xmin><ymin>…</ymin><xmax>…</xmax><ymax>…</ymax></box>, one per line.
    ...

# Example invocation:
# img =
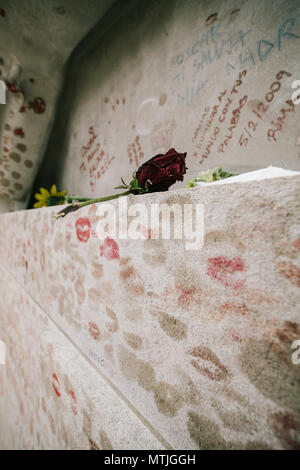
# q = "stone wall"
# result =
<box><xmin>36</xmin><ymin>0</ymin><xmax>300</xmax><ymax>199</ymax></box>
<box><xmin>0</xmin><ymin>175</ymin><xmax>299</xmax><ymax>449</ymax></box>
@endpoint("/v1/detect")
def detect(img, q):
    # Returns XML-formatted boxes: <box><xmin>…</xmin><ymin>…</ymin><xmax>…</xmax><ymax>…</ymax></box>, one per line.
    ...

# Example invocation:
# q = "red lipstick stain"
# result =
<box><xmin>6</xmin><ymin>82</ymin><xmax>20</xmax><ymax>93</ymax></box>
<box><xmin>19</xmin><ymin>106</ymin><xmax>26</xmax><ymax>113</ymax></box>
<box><xmin>207</xmin><ymin>256</ymin><xmax>246</xmax><ymax>289</ymax></box>
<box><xmin>100</xmin><ymin>237</ymin><xmax>120</xmax><ymax>260</ymax></box>
<box><xmin>14</xmin><ymin>127</ymin><xmax>25</xmax><ymax>138</ymax></box>
<box><xmin>88</xmin><ymin>321</ymin><xmax>101</xmax><ymax>340</ymax></box>
<box><xmin>52</xmin><ymin>373</ymin><xmax>61</xmax><ymax>397</ymax></box>
<box><xmin>28</xmin><ymin>97</ymin><xmax>46</xmax><ymax>114</ymax></box>
<box><xmin>76</xmin><ymin>217</ymin><xmax>91</xmax><ymax>243</ymax></box>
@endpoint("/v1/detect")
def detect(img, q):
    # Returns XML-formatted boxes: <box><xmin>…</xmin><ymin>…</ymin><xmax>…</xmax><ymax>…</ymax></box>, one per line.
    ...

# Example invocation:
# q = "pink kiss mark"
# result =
<box><xmin>100</xmin><ymin>237</ymin><xmax>120</xmax><ymax>260</ymax></box>
<box><xmin>75</xmin><ymin>217</ymin><xmax>91</xmax><ymax>243</ymax></box>
<box><xmin>207</xmin><ymin>256</ymin><xmax>246</xmax><ymax>289</ymax></box>
<box><xmin>52</xmin><ymin>373</ymin><xmax>61</xmax><ymax>397</ymax></box>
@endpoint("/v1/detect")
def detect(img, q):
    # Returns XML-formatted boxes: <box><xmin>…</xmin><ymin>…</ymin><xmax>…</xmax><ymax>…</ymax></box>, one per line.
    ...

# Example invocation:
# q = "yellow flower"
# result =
<box><xmin>34</xmin><ymin>185</ymin><xmax>66</xmax><ymax>208</ymax></box>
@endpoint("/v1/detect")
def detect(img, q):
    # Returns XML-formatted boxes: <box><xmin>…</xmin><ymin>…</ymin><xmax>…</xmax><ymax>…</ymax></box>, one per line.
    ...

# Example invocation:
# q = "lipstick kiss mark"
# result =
<box><xmin>100</xmin><ymin>237</ymin><xmax>120</xmax><ymax>260</ymax></box>
<box><xmin>207</xmin><ymin>256</ymin><xmax>246</xmax><ymax>289</ymax></box>
<box><xmin>14</xmin><ymin>127</ymin><xmax>25</xmax><ymax>138</ymax></box>
<box><xmin>76</xmin><ymin>217</ymin><xmax>91</xmax><ymax>243</ymax></box>
<box><xmin>88</xmin><ymin>322</ymin><xmax>101</xmax><ymax>340</ymax></box>
<box><xmin>188</xmin><ymin>346</ymin><xmax>229</xmax><ymax>381</ymax></box>
<box><xmin>28</xmin><ymin>97</ymin><xmax>46</xmax><ymax>114</ymax></box>
<box><xmin>52</xmin><ymin>373</ymin><xmax>61</xmax><ymax>397</ymax></box>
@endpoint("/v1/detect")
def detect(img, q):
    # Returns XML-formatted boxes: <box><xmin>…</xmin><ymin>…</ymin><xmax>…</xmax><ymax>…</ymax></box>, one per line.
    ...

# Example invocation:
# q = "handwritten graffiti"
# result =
<box><xmin>127</xmin><ymin>136</ymin><xmax>144</xmax><ymax>167</ymax></box>
<box><xmin>80</xmin><ymin>126</ymin><xmax>115</xmax><ymax>191</ymax></box>
<box><xmin>172</xmin><ymin>16</ymin><xmax>299</xmax><ymax>108</ymax></box>
<box><xmin>227</xmin><ymin>17</ymin><xmax>299</xmax><ymax>74</ymax></box>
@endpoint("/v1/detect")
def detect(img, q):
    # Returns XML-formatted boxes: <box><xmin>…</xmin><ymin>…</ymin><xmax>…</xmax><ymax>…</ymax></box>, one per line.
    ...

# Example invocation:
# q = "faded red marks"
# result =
<box><xmin>88</xmin><ymin>203</ymin><xmax>101</xmax><ymax>224</ymax></box>
<box><xmin>91</xmin><ymin>261</ymin><xmax>103</xmax><ymax>279</ymax></box>
<box><xmin>120</xmin><ymin>265</ymin><xmax>134</xmax><ymax>279</ymax></box>
<box><xmin>88</xmin><ymin>282</ymin><xmax>114</xmax><ymax>309</ymax></box>
<box><xmin>188</xmin><ymin>346</ymin><xmax>229</xmax><ymax>381</ymax></box>
<box><xmin>28</xmin><ymin>97</ymin><xmax>46</xmax><ymax>114</ymax></box>
<box><xmin>88</xmin><ymin>321</ymin><xmax>101</xmax><ymax>340</ymax></box>
<box><xmin>127</xmin><ymin>135</ymin><xmax>144</xmax><ymax>167</ymax></box>
<box><xmin>80</xmin><ymin>126</ymin><xmax>115</xmax><ymax>190</ymax></box>
<box><xmin>119</xmin><ymin>258</ymin><xmax>144</xmax><ymax>296</ymax></box>
<box><xmin>41</xmin><ymin>397</ymin><xmax>47</xmax><ymax>413</ymax></box>
<box><xmin>105</xmin><ymin>307</ymin><xmax>118</xmax><ymax>333</ymax></box>
<box><xmin>6</xmin><ymin>82</ymin><xmax>20</xmax><ymax>93</ymax></box>
<box><xmin>49</xmin><ymin>414</ymin><xmax>56</xmax><ymax>434</ymax></box>
<box><xmin>52</xmin><ymin>373</ymin><xmax>61</xmax><ymax>397</ymax></box>
<box><xmin>276</xmin><ymin>261</ymin><xmax>300</xmax><ymax>288</ymax></box>
<box><xmin>35</xmin><ymin>406</ymin><xmax>40</xmax><ymax>423</ymax></box>
<box><xmin>100</xmin><ymin>237</ymin><xmax>119</xmax><ymax>260</ymax></box>
<box><xmin>177</xmin><ymin>286</ymin><xmax>201</xmax><ymax>309</ymax></box>
<box><xmin>19</xmin><ymin>105</ymin><xmax>26</xmax><ymax>113</ymax></box>
<box><xmin>292</xmin><ymin>238</ymin><xmax>300</xmax><ymax>252</ymax></box>
<box><xmin>218</xmin><ymin>301</ymin><xmax>251</xmax><ymax>318</ymax></box>
<box><xmin>76</xmin><ymin>217</ymin><xmax>91</xmax><ymax>243</ymax></box>
<box><xmin>152</xmin><ymin>119</ymin><xmax>176</xmax><ymax>152</ymax></box>
<box><xmin>207</xmin><ymin>256</ymin><xmax>246</xmax><ymax>289</ymax></box>
<box><xmin>14</xmin><ymin>127</ymin><xmax>25</xmax><ymax>138</ymax></box>
<box><xmin>139</xmin><ymin>224</ymin><xmax>159</xmax><ymax>240</ymax></box>
<box><xmin>75</xmin><ymin>279</ymin><xmax>85</xmax><ymax>304</ymax></box>
<box><xmin>69</xmin><ymin>390</ymin><xmax>77</xmax><ymax>416</ymax></box>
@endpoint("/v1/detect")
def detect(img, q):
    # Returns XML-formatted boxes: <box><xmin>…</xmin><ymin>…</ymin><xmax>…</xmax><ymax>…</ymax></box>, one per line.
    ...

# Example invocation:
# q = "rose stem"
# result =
<box><xmin>76</xmin><ymin>190</ymin><xmax>131</xmax><ymax>209</ymax></box>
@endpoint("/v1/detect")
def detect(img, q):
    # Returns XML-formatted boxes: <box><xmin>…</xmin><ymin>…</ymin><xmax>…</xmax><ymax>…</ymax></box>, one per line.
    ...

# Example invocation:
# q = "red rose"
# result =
<box><xmin>135</xmin><ymin>148</ymin><xmax>187</xmax><ymax>192</ymax></box>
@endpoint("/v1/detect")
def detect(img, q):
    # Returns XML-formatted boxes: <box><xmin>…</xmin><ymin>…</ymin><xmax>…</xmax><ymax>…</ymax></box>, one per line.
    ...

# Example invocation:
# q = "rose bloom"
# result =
<box><xmin>135</xmin><ymin>148</ymin><xmax>187</xmax><ymax>192</ymax></box>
